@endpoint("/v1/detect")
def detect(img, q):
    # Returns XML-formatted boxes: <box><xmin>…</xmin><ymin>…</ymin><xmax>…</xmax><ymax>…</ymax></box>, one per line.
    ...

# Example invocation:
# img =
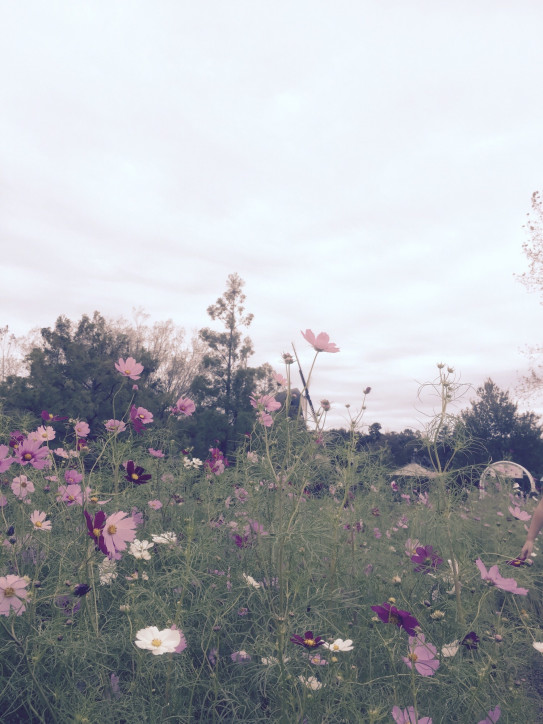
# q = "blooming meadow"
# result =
<box><xmin>0</xmin><ymin>341</ymin><xmax>543</xmax><ymax>723</ymax></box>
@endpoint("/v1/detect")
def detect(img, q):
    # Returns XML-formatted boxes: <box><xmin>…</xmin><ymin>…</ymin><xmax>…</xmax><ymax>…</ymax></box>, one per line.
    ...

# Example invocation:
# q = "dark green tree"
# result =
<box><xmin>0</xmin><ymin>312</ymin><xmax>164</xmax><ymax>434</ymax></box>
<box><xmin>189</xmin><ymin>273</ymin><xmax>268</xmax><ymax>453</ymax></box>
<box><xmin>460</xmin><ymin>378</ymin><xmax>543</xmax><ymax>473</ymax></box>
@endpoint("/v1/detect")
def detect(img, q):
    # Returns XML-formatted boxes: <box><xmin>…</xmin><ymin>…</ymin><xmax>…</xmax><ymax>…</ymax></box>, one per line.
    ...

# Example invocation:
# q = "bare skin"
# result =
<box><xmin>520</xmin><ymin>496</ymin><xmax>543</xmax><ymax>560</ymax></box>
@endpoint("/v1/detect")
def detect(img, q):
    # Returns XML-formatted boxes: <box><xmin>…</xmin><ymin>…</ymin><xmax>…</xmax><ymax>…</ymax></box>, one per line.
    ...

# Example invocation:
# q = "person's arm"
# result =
<box><xmin>520</xmin><ymin>497</ymin><xmax>543</xmax><ymax>559</ymax></box>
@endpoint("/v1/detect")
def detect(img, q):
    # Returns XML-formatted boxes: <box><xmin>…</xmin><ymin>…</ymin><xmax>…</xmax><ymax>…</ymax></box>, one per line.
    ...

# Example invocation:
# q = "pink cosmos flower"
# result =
<box><xmin>231</xmin><ymin>650</ymin><xmax>251</xmax><ymax>663</ymax></box>
<box><xmin>508</xmin><ymin>505</ymin><xmax>531</xmax><ymax>521</ymax></box>
<box><xmin>64</xmin><ymin>469</ymin><xmax>83</xmax><ymax>485</ymax></box>
<box><xmin>272</xmin><ymin>372</ymin><xmax>287</xmax><ymax>386</ymax></box>
<box><xmin>478</xmin><ymin>706</ymin><xmax>501</xmax><ymax>724</ymax></box>
<box><xmin>301</xmin><ymin>329</ymin><xmax>340</xmax><ymax>353</ymax></box>
<box><xmin>115</xmin><ymin>357</ymin><xmax>144</xmax><ymax>380</ymax></box>
<box><xmin>74</xmin><ymin>421</ymin><xmax>90</xmax><ymax>438</ymax></box>
<box><xmin>170</xmin><ymin>397</ymin><xmax>196</xmax><ymax>417</ymax></box>
<box><xmin>250</xmin><ymin>395</ymin><xmax>281</xmax><ymax>412</ymax></box>
<box><xmin>475</xmin><ymin>558</ymin><xmax>528</xmax><ymax>595</ymax></box>
<box><xmin>0</xmin><ymin>445</ymin><xmax>13</xmax><ymax>473</ymax></box>
<box><xmin>402</xmin><ymin>634</ymin><xmax>440</xmax><ymax>676</ymax></box>
<box><xmin>257</xmin><ymin>411</ymin><xmax>274</xmax><ymax>427</ymax></box>
<box><xmin>103</xmin><ymin>511</ymin><xmax>137</xmax><ymax>559</ymax></box>
<box><xmin>105</xmin><ymin>419</ymin><xmax>127</xmax><ymax>433</ymax></box>
<box><xmin>14</xmin><ymin>437</ymin><xmax>51</xmax><ymax>469</ymax></box>
<box><xmin>391</xmin><ymin>706</ymin><xmax>432</xmax><ymax>724</ymax></box>
<box><xmin>30</xmin><ymin>426</ymin><xmax>56</xmax><ymax>442</ymax></box>
<box><xmin>11</xmin><ymin>475</ymin><xmax>35</xmax><ymax>500</ymax></box>
<box><xmin>0</xmin><ymin>495</ymin><xmax>7</xmax><ymax>507</ymax></box>
<box><xmin>30</xmin><ymin>510</ymin><xmax>52</xmax><ymax>531</ymax></box>
<box><xmin>170</xmin><ymin>624</ymin><xmax>188</xmax><ymax>653</ymax></box>
<box><xmin>148</xmin><ymin>499</ymin><xmax>163</xmax><ymax>510</ymax></box>
<box><xmin>148</xmin><ymin>448</ymin><xmax>165</xmax><ymax>458</ymax></box>
<box><xmin>57</xmin><ymin>484</ymin><xmax>84</xmax><ymax>506</ymax></box>
<box><xmin>0</xmin><ymin>574</ymin><xmax>30</xmax><ymax>616</ymax></box>
<box><xmin>130</xmin><ymin>405</ymin><xmax>153</xmax><ymax>434</ymax></box>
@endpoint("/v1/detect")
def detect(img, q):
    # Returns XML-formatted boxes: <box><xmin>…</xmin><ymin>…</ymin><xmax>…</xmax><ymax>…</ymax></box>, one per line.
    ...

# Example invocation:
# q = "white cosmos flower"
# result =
<box><xmin>533</xmin><ymin>641</ymin><xmax>543</xmax><ymax>653</ymax></box>
<box><xmin>322</xmin><ymin>639</ymin><xmax>354</xmax><ymax>652</ymax></box>
<box><xmin>441</xmin><ymin>640</ymin><xmax>460</xmax><ymax>657</ymax></box>
<box><xmin>298</xmin><ymin>675</ymin><xmax>323</xmax><ymax>690</ymax></box>
<box><xmin>243</xmin><ymin>573</ymin><xmax>261</xmax><ymax>589</ymax></box>
<box><xmin>98</xmin><ymin>558</ymin><xmax>117</xmax><ymax>585</ymax></box>
<box><xmin>151</xmin><ymin>532</ymin><xmax>177</xmax><ymax>545</ymax></box>
<box><xmin>261</xmin><ymin>656</ymin><xmax>290</xmax><ymax>665</ymax></box>
<box><xmin>129</xmin><ymin>539</ymin><xmax>154</xmax><ymax>560</ymax></box>
<box><xmin>135</xmin><ymin>626</ymin><xmax>181</xmax><ymax>655</ymax></box>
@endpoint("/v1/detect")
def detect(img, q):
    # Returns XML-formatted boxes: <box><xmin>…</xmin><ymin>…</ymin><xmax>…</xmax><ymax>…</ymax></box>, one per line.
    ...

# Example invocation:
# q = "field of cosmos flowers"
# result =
<box><xmin>1</xmin><ymin>333</ymin><xmax>543</xmax><ymax>723</ymax></box>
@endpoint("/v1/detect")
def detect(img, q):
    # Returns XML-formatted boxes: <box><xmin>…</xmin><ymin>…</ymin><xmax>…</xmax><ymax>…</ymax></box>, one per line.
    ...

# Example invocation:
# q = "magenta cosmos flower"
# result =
<box><xmin>410</xmin><ymin>545</ymin><xmax>443</xmax><ymax>574</ymax></box>
<box><xmin>14</xmin><ymin>437</ymin><xmax>50</xmax><ymax>469</ymax></box>
<box><xmin>392</xmin><ymin>706</ymin><xmax>432</xmax><ymax>724</ymax></box>
<box><xmin>170</xmin><ymin>397</ymin><xmax>196</xmax><ymax>417</ymax></box>
<box><xmin>301</xmin><ymin>329</ymin><xmax>340</xmax><ymax>353</ymax></box>
<box><xmin>290</xmin><ymin>631</ymin><xmax>326</xmax><ymax>649</ymax></box>
<box><xmin>103</xmin><ymin>511</ymin><xmax>137</xmax><ymax>559</ymax></box>
<box><xmin>41</xmin><ymin>410</ymin><xmax>68</xmax><ymax>422</ymax></box>
<box><xmin>0</xmin><ymin>575</ymin><xmax>30</xmax><ymax>616</ymax></box>
<box><xmin>115</xmin><ymin>356</ymin><xmax>144</xmax><ymax>380</ymax></box>
<box><xmin>124</xmin><ymin>460</ymin><xmax>152</xmax><ymax>485</ymax></box>
<box><xmin>371</xmin><ymin>603</ymin><xmax>420</xmax><ymax>636</ymax></box>
<box><xmin>475</xmin><ymin>558</ymin><xmax>528</xmax><ymax>595</ymax></box>
<box><xmin>402</xmin><ymin>633</ymin><xmax>440</xmax><ymax>676</ymax></box>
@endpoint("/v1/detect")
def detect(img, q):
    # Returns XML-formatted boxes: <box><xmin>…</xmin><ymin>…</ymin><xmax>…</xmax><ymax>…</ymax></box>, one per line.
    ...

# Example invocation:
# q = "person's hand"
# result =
<box><xmin>520</xmin><ymin>539</ymin><xmax>534</xmax><ymax>561</ymax></box>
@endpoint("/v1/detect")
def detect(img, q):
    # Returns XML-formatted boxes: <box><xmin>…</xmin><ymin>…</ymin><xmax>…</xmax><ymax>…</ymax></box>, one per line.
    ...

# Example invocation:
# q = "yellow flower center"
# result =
<box><xmin>90</xmin><ymin>497</ymin><xmax>98</xmax><ymax>504</ymax></box>
<box><xmin>389</xmin><ymin>613</ymin><xmax>399</xmax><ymax>625</ymax></box>
<box><xmin>23</xmin><ymin>453</ymin><xmax>32</xmax><ymax>460</ymax></box>
<box><xmin>332</xmin><ymin>644</ymin><xmax>340</xmax><ymax>651</ymax></box>
<box><xmin>151</xmin><ymin>638</ymin><xmax>162</xmax><ymax>648</ymax></box>
<box><xmin>304</xmin><ymin>638</ymin><xmax>316</xmax><ymax>647</ymax></box>
<box><xmin>408</xmin><ymin>653</ymin><xmax>418</xmax><ymax>662</ymax></box>
<box><xmin>68</xmin><ymin>495</ymin><xmax>75</xmax><ymax>501</ymax></box>
<box><xmin>125</xmin><ymin>369</ymin><xmax>131</xmax><ymax>375</ymax></box>
<box><xmin>93</xmin><ymin>528</ymin><xmax>101</xmax><ymax>539</ymax></box>
<box><xmin>131</xmin><ymin>473</ymin><xmax>139</xmax><ymax>480</ymax></box>
<box><xmin>35</xmin><ymin>521</ymin><xmax>42</xmax><ymax>528</ymax></box>
<box><xmin>4</xmin><ymin>587</ymin><xmax>15</xmax><ymax>598</ymax></box>
<box><xmin>107</xmin><ymin>525</ymin><xmax>117</xmax><ymax>535</ymax></box>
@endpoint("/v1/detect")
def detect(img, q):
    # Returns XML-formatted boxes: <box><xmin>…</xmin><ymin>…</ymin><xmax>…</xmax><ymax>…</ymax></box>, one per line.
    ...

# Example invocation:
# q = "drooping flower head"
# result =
<box><xmin>371</xmin><ymin>603</ymin><xmax>420</xmax><ymax>636</ymax></box>
<box><xmin>115</xmin><ymin>357</ymin><xmax>144</xmax><ymax>380</ymax></box>
<box><xmin>170</xmin><ymin>397</ymin><xmax>196</xmax><ymax>417</ymax></box>
<box><xmin>0</xmin><ymin>575</ymin><xmax>30</xmax><ymax>616</ymax></box>
<box><xmin>124</xmin><ymin>461</ymin><xmax>152</xmax><ymax>485</ymax></box>
<box><xmin>402</xmin><ymin>634</ymin><xmax>440</xmax><ymax>676</ymax></box>
<box><xmin>41</xmin><ymin>410</ymin><xmax>68</xmax><ymax>422</ymax></box>
<box><xmin>102</xmin><ymin>511</ymin><xmax>137</xmax><ymax>559</ymax></box>
<box><xmin>14</xmin><ymin>437</ymin><xmax>51</xmax><ymax>469</ymax></box>
<box><xmin>508</xmin><ymin>505</ymin><xmax>531</xmax><ymax>521</ymax></box>
<box><xmin>475</xmin><ymin>558</ymin><xmax>528</xmax><ymax>595</ymax></box>
<box><xmin>135</xmin><ymin>626</ymin><xmax>181</xmax><ymax>655</ymax></box>
<box><xmin>104</xmin><ymin>419</ymin><xmax>127</xmax><ymax>434</ymax></box>
<box><xmin>461</xmin><ymin>631</ymin><xmax>479</xmax><ymax>650</ymax></box>
<box><xmin>411</xmin><ymin>545</ymin><xmax>443</xmax><ymax>574</ymax></box>
<box><xmin>290</xmin><ymin>631</ymin><xmax>325</xmax><ymax>649</ymax></box>
<box><xmin>301</xmin><ymin>329</ymin><xmax>340</xmax><ymax>353</ymax></box>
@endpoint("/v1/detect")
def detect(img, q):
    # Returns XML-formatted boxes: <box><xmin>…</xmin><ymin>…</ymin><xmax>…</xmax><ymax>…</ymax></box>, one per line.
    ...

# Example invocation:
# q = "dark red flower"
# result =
<box><xmin>410</xmin><ymin>545</ymin><xmax>443</xmax><ymax>574</ymax></box>
<box><xmin>371</xmin><ymin>603</ymin><xmax>420</xmax><ymax>636</ymax></box>
<box><xmin>506</xmin><ymin>557</ymin><xmax>526</xmax><ymax>567</ymax></box>
<box><xmin>73</xmin><ymin>583</ymin><xmax>91</xmax><ymax>597</ymax></box>
<box><xmin>124</xmin><ymin>460</ymin><xmax>152</xmax><ymax>485</ymax></box>
<box><xmin>84</xmin><ymin>510</ymin><xmax>108</xmax><ymax>556</ymax></box>
<box><xmin>290</xmin><ymin>631</ymin><xmax>325</xmax><ymax>649</ymax></box>
<box><xmin>461</xmin><ymin>631</ymin><xmax>479</xmax><ymax>650</ymax></box>
<box><xmin>41</xmin><ymin>410</ymin><xmax>68</xmax><ymax>422</ymax></box>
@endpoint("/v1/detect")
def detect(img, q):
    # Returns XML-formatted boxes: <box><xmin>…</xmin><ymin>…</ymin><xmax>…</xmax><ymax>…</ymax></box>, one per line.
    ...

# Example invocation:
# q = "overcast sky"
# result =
<box><xmin>1</xmin><ymin>1</ymin><xmax>543</xmax><ymax>432</ymax></box>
